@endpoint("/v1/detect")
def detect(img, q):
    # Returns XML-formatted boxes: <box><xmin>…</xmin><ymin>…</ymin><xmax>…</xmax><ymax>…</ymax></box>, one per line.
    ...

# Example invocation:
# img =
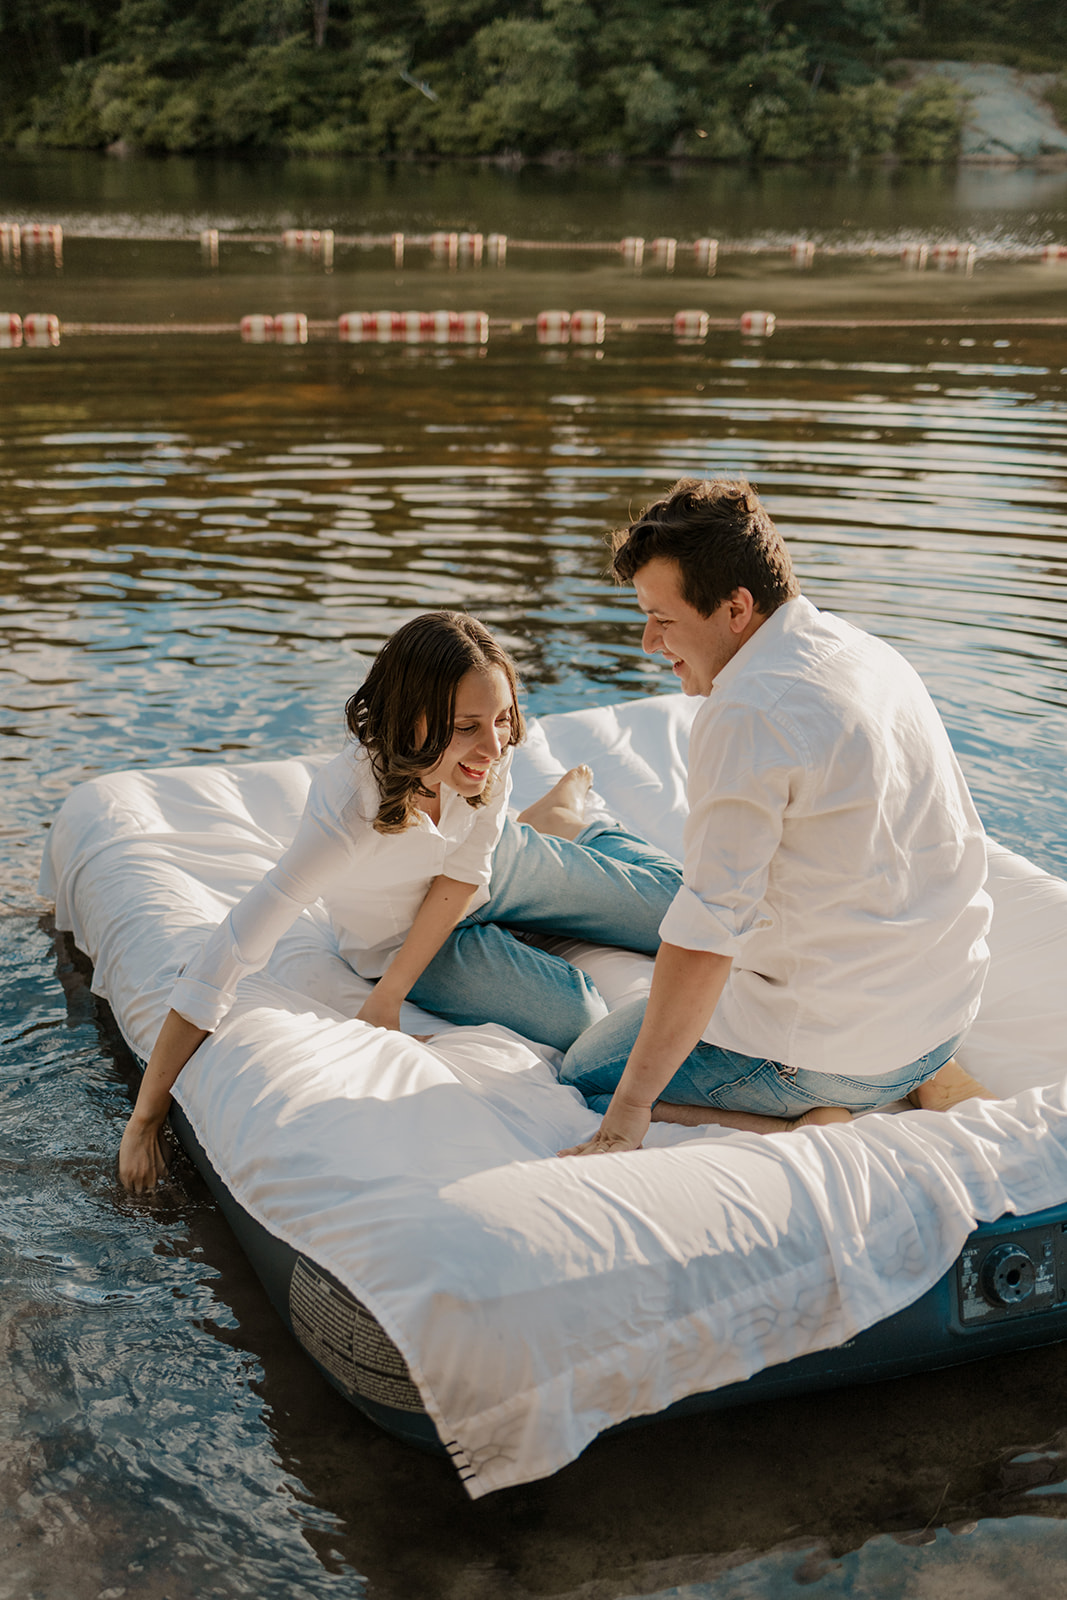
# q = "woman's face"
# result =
<box><xmin>418</xmin><ymin>666</ymin><xmax>513</xmax><ymax>797</ymax></box>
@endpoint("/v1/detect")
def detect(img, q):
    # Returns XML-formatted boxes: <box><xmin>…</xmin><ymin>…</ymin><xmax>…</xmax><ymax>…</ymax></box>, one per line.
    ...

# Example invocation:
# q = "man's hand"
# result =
<box><xmin>118</xmin><ymin>1112</ymin><xmax>171</xmax><ymax>1193</ymax></box>
<box><xmin>357</xmin><ymin>989</ymin><xmax>403</xmax><ymax>1033</ymax></box>
<box><xmin>558</xmin><ymin>1093</ymin><xmax>651</xmax><ymax>1158</ymax></box>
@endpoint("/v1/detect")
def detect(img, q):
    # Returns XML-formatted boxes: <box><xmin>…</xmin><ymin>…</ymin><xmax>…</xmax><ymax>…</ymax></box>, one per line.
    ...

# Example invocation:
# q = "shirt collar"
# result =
<box><xmin>710</xmin><ymin>594</ymin><xmax>816</xmax><ymax>695</ymax></box>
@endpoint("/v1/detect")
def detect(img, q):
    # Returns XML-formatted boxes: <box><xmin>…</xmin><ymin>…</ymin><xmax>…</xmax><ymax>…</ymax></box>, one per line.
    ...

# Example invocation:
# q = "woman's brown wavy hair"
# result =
<box><xmin>345</xmin><ymin>612</ymin><xmax>524</xmax><ymax>834</ymax></box>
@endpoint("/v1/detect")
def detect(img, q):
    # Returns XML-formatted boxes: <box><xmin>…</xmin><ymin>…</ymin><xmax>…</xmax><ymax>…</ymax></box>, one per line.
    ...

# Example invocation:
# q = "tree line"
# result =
<box><xmin>1</xmin><ymin>0</ymin><xmax>1064</xmax><ymax>160</ymax></box>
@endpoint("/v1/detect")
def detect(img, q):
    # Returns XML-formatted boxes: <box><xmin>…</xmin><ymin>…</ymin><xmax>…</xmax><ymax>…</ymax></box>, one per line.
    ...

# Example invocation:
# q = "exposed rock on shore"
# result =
<box><xmin>924</xmin><ymin>61</ymin><xmax>1067</xmax><ymax>163</ymax></box>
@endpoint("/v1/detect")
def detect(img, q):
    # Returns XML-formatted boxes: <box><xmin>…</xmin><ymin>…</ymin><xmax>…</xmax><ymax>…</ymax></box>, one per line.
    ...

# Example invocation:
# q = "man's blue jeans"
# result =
<box><xmin>560</xmin><ymin>1005</ymin><xmax>966</xmax><ymax>1116</ymax></box>
<box><xmin>407</xmin><ymin>817</ymin><xmax>681</xmax><ymax>1051</ymax></box>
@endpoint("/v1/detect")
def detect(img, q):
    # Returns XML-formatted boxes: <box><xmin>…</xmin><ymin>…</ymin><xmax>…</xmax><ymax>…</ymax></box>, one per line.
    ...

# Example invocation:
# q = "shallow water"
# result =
<box><xmin>3</xmin><ymin>156</ymin><xmax>1067</xmax><ymax>1599</ymax></box>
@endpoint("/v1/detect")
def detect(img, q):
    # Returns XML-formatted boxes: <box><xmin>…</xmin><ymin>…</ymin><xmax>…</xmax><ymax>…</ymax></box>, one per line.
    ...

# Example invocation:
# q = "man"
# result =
<box><xmin>560</xmin><ymin>477</ymin><xmax>993</xmax><ymax>1158</ymax></box>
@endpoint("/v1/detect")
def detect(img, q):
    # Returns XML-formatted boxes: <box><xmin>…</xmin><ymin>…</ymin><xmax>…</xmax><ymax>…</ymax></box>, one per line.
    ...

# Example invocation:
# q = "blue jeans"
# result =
<box><xmin>407</xmin><ymin>818</ymin><xmax>681</xmax><ymax>1051</ymax></box>
<box><xmin>560</xmin><ymin>1001</ymin><xmax>966</xmax><ymax>1116</ymax></box>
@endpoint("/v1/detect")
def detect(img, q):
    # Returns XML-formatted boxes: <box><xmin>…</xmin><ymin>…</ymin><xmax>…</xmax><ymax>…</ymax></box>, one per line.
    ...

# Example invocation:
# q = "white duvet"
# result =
<box><xmin>39</xmin><ymin>693</ymin><xmax>1067</xmax><ymax>1498</ymax></box>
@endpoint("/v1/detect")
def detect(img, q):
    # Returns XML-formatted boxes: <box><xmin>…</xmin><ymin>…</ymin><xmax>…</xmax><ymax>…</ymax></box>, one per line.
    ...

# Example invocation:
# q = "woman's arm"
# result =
<box><xmin>357</xmin><ymin>874</ymin><xmax>478</xmax><ymax>1032</ymax></box>
<box><xmin>559</xmin><ymin>943</ymin><xmax>732</xmax><ymax>1157</ymax></box>
<box><xmin>118</xmin><ymin>1010</ymin><xmax>209</xmax><ymax>1192</ymax></box>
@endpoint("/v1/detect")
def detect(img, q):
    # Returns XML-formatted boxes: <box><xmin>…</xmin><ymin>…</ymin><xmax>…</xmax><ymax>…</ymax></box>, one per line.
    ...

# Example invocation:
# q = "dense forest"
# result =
<box><xmin>1</xmin><ymin>0</ymin><xmax>1065</xmax><ymax>161</ymax></box>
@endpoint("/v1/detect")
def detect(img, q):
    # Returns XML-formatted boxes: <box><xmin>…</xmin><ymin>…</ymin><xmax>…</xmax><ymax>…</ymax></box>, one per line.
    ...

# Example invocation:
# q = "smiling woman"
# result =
<box><xmin>117</xmin><ymin>608</ymin><xmax>685</xmax><ymax>1191</ymax></box>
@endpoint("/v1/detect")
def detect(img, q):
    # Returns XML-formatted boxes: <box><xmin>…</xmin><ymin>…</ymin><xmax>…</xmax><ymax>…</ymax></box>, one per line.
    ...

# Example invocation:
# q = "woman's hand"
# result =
<box><xmin>117</xmin><ymin>1011</ymin><xmax>208</xmax><ymax>1193</ymax></box>
<box><xmin>118</xmin><ymin>1111</ymin><xmax>171</xmax><ymax>1193</ymax></box>
<box><xmin>558</xmin><ymin>1092</ymin><xmax>651</xmax><ymax>1158</ymax></box>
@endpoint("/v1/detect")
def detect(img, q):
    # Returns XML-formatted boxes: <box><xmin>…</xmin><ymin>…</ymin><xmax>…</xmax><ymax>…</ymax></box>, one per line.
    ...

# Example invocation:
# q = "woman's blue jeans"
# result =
<box><xmin>560</xmin><ymin>1006</ymin><xmax>966</xmax><ymax>1116</ymax></box>
<box><xmin>407</xmin><ymin>817</ymin><xmax>681</xmax><ymax>1051</ymax></box>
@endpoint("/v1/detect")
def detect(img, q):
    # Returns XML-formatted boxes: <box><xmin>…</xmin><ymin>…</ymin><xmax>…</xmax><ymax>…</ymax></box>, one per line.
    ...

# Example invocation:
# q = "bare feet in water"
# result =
<box><xmin>906</xmin><ymin>1057</ymin><xmax>995</xmax><ymax>1112</ymax></box>
<box><xmin>517</xmin><ymin>764</ymin><xmax>595</xmax><ymax>841</ymax></box>
<box><xmin>651</xmin><ymin>1102</ymin><xmax>852</xmax><ymax>1135</ymax></box>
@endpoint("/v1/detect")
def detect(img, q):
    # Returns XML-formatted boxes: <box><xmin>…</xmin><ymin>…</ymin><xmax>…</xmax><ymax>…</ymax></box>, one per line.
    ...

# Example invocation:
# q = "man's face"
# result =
<box><xmin>633</xmin><ymin>556</ymin><xmax>746</xmax><ymax>697</ymax></box>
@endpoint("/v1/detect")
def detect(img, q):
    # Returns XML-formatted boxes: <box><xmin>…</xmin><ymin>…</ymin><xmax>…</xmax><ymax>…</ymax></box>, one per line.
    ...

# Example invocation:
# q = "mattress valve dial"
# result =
<box><xmin>980</xmin><ymin>1243</ymin><xmax>1036</xmax><ymax>1307</ymax></box>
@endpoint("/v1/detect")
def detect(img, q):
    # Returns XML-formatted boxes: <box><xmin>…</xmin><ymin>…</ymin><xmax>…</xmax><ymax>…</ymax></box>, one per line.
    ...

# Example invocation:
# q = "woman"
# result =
<box><xmin>119</xmin><ymin>611</ymin><xmax>683</xmax><ymax>1191</ymax></box>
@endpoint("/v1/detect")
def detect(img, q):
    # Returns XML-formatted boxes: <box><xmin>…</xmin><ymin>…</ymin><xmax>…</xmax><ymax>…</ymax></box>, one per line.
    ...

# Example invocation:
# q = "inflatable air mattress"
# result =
<box><xmin>39</xmin><ymin>694</ymin><xmax>1067</xmax><ymax>1498</ymax></box>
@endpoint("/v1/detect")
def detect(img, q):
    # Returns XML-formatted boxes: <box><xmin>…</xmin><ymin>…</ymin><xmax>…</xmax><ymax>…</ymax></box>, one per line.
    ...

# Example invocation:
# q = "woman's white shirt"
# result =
<box><xmin>168</xmin><ymin>743</ymin><xmax>513</xmax><ymax>1030</ymax></box>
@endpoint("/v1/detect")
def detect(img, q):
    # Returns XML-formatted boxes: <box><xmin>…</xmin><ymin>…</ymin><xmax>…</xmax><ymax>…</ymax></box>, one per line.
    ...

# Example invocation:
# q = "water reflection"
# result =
<box><xmin>4</xmin><ymin>150</ymin><xmax>1067</xmax><ymax>250</ymax></box>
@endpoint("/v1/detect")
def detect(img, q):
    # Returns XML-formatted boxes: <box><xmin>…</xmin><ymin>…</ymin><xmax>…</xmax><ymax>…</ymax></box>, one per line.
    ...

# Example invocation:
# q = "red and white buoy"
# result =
<box><xmin>457</xmin><ymin>232</ymin><xmax>484</xmax><ymax>266</ymax></box>
<box><xmin>651</xmin><ymin>237</ymin><xmax>677</xmax><ymax>271</ymax></box>
<box><xmin>621</xmin><ymin>236</ymin><xmax>645</xmax><ymax>268</ymax></box>
<box><xmin>1042</xmin><ymin>244</ymin><xmax>1067</xmax><ymax>264</ymax></box>
<box><xmin>0</xmin><ymin>223</ymin><xmax>20</xmax><ymax>263</ymax></box>
<box><xmin>22</xmin><ymin>223</ymin><xmax>63</xmax><ymax>250</ymax></box>
<box><xmin>283</xmin><ymin>228</ymin><xmax>327</xmax><ymax>253</ymax></box>
<box><xmin>430</xmin><ymin>232</ymin><xmax>460</xmax><ymax>267</ymax></box>
<box><xmin>22</xmin><ymin>313</ymin><xmax>60</xmax><ymax>346</ymax></box>
<box><xmin>338</xmin><ymin>310</ymin><xmax>488</xmax><ymax>344</ymax></box>
<box><xmin>739</xmin><ymin>310</ymin><xmax>775</xmax><ymax>337</ymax></box>
<box><xmin>450</xmin><ymin>310</ymin><xmax>489</xmax><ymax>343</ymax></box>
<box><xmin>274</xmin><ymin>312</ymin><xmax>308</xmax><ymax>344</ymax></box>
<box><xmin>283</xmin><ymin>229</ymin><xmax>334</xmax><ymax>269</ymax></box>
<box><xmin>791</xmin><ymin>239</ymin><xmax>815</xmax><ymax>268</ymax></box>
<box><xmin>673</xmin><ymin>310</ymin><xmax>709</xmax><ymax>340</ymax></box>
<box><xmin>570</xmin><ymin>310</ymin><xmax>605</xmax><ymax>345</ymax></box>
<box><xmin>933</xmin><ymin>242</ymin><xmax>975</xmax><ymax>273</ymax></box>
<box><xmin>901</xmin><ymin>242</ymin><xmax>928</xmax><ymax>270</ymax></box>
<box><xmin>536</xmin><ymin>310</ymin><xmax>571</xmax><ymax>345</ymax></box>
<box><xmin>339</xmin><ymin>312</ymin><xmax>398</xmax><ymax>342</ymax></box>
<box><xmin>240</xmin><ymin>314</ymin><xmax>276</xmax><ymax>343</ymax></box>
<box><xmin>0</xmin><ymin>313</ymin><xmax>23</xmax><ymax>348</ymax></box>
<box><xmin>693</xmin><ymin>237</ymin><xmax>718</xmax><ymax>275</ymax></box>
<box><xmin>487</xmin><ymin>233</ymin><xmax>508</xmax><ymax>266</ymax></box>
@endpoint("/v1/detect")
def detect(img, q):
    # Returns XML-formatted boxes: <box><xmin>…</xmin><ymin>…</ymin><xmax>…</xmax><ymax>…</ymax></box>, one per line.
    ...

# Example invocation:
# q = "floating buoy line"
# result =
<box><xmin>5</xmin><ymin>221</ymin><xmax>1067</xmax><ymax>276</ymax></box>
<box><xmin>3</xmin><ymin>310</ymin><xmax>1066</xmax><ymax>350</ymax></box>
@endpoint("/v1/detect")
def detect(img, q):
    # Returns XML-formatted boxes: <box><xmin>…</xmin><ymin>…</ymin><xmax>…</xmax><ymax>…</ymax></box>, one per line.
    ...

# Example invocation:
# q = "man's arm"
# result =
<box><xmin>559</xmin><ymin>942</ymin><xmax>732</xmax><ymax>1156</ymax></box>
<box><xmin>356</xmin><ymin>873</ymin><xmax>479</xmax><ymax>1032</ymax></box>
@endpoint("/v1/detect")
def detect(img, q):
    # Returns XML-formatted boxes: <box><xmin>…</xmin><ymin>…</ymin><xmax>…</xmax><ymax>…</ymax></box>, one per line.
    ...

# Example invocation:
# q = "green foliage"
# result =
<box><xmin>914</xmin><ymin>0</ymin><xmax>1067</xmax><ymax>59</ymax></box>
<box><xmin>0</xmin><ymin>0</ymin><xmax>986</xmax><ymax>159</ymax></box>
<box><xmin>895</xmin><ymin>75</ymin><xmax>967</xmax><ymax>162</ymax></box>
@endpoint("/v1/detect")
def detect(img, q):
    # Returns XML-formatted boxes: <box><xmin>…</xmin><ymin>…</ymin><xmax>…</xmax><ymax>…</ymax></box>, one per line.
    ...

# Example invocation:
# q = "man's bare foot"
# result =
<box><xmin>651</xmin><ymin>1101</ymin><xmax>852</xmax><ymax>1135</ymax></box>
<box><xmin>907</xmin><ymin>1057</ymin><xmax>995</xmax><ymax>1113</ymax></box>
<box><xmin>517</xmin><ymin>765</ymin><xmax>595</xmax><ymax>840</ymax></box>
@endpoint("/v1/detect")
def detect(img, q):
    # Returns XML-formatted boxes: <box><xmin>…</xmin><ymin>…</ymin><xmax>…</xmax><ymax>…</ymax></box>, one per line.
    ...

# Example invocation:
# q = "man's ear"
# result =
<box><xmin>727</xmin><ymin>587</ymin><xmax>756</xmax><ymax>633</ymax></box>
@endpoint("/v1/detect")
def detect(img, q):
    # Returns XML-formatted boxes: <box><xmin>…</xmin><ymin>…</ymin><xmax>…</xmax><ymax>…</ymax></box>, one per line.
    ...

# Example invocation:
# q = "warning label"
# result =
<box><xmin>289</xmin><ymin>1256</ymin><xmax>425</xmax><ymax>1412</ymax></box>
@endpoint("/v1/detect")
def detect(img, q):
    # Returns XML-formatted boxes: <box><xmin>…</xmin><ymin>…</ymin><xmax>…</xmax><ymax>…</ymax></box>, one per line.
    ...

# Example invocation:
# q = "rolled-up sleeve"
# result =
<box><xmin>442</xmin><ymin>752</ymin><xmax>513</xmax><ymax>889</ymax></box>
<box><xmin>659</xmin><ymin>702</ymin><xmax>795</xmax><ymax>956</ymax></box>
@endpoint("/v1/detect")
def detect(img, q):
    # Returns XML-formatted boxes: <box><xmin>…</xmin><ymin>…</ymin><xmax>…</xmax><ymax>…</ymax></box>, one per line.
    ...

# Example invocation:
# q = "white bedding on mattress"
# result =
<box><xmin>39</xmin><ymin>693</ymin><xmax>1067</xmax><ymax>1497</ymax></box>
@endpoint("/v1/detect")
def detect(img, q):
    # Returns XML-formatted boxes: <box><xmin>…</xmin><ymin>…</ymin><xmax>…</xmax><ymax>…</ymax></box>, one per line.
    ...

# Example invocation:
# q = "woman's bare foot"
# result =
<box><xmin>651</xmin><ymin>1101</ymin><xmax>852</xmax><ymax>1135</ymax></box>
<box><xmin>907</xmin><ymin>1057</ymin><xmax>995</xmax><ymax>1113</ymax></box>
<box><xmin>517</xmin><ymin>765</ymin><xmax>595</xmax><ymax>840</ymax></box>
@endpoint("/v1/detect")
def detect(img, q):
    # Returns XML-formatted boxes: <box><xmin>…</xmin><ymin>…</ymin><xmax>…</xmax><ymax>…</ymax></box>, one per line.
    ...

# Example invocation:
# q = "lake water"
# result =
<box><xmin>2</xmin><ymin>153</ymin><xmax>1067</xmax><ymax>1600</ymax></box>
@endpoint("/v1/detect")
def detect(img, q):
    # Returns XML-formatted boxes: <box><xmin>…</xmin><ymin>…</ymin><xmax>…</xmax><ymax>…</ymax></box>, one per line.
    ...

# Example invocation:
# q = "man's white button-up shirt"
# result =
<box><xmin>659</xmin><ymin>595</ymin><xmax>992</xmax><ymax>1077</ymax></box>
